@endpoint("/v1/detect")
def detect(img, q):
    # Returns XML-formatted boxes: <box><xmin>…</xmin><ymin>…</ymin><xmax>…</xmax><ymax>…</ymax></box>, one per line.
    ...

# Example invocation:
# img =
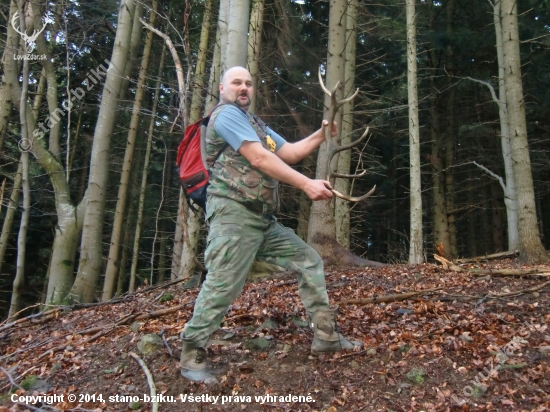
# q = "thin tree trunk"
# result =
<box><xmin>205</xmin><ymin>30</ymin><xmax>221</xmax><ymax>113</ymax></box>
<box><xmin>71</xmin><ymin>0</ymin><xmax>137</xmax><ymax>303</ymax></box>
<box><xmin>0</xmin><ymin>0</ymin><xmax>19</xmax><ymax>154</ymax></box>
<box><xmin>0</xmin><ymin>162</ymin><xmax>22</xmax><ymax>276</ymax></box>
<box><xmin>430</xmin><ymin>90</ymin><xmax>451</xmax><ymax>258</ymax></box>
<box><xmin>247</xmin><ymin>0</ymin><xmax>264</xmax><ymax>114</ymax></box>
<box><xmin>501</xmin><ymin>0</ymin><xmax>549</xmax><ymax>263</ymax></box>
<box><xmin>103</xmin><ymin>0</ymin><xmax>157</xmax><ymax>301</ymax></box>
<box><xmin>132</xmin><ymin>43</ymin><xmax>166</xmax><ymax>285</ymax></box>
<box><xmin>444</xmin><ymin>0</ymin><xmax>457</xmax><ymax>259</ymax></box>
<box><xmin>9</xmin><ymin>3</ymin><xmax>31</xmax><ymax>319</ymax></box>
<box><xmin>407</xmin><ymin>0</ymin><xmax>423</xmax><ymax>264</ymax></box>
<box><xmin>190</xmin><ymin>0</ymin><xmax>213</xmax><ymax>121</ymax></box>
<box><xmin>335</xmin><ymin>0</ymin><xmax>357</xmax><ymax>249</ymax></box>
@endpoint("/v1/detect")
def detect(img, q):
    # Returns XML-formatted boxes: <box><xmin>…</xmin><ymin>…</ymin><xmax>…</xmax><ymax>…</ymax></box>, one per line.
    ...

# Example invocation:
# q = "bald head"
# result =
<box><xmin>219</xmin><ymin>66</ymin><xmax>253</xmax><ymax>110</ymax></box>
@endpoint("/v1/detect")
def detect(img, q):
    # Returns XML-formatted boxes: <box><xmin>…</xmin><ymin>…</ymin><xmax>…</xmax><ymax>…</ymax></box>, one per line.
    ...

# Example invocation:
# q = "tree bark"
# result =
<box><xmin>493</xmin><ymin>0</ymin><xmax>519</xmax><ymax>250</ymax></box>
<box><xmin>9</xmin><ymin>2</ymin><xmax>31</xmax><ymax>319</ymax></box>
<box><xmin>247</xmin><ymin>0</ymin><xmax>265</xmax><ymax>114</ymax></box>
<box><xmin>0</xmin><ymin>162</ymin><xmax>22</xmax><ymax>276</ymax></box>
<box><xmin>335</xmin><ymin>0</ymin><xmax>357</xmax><ymax>250</ymax></box>
<box><xmin>132</xmin><ymin>43</ymin><xmax>166</xmax><ymax>285</ymax></box>
<box><xmin>406</xmin><ymin>0</ymin><xmax>423</xmax><ymax>264</ymax></box>
<box><xmin>307</xmin><ymin>0</ymin><xmax>346</xmax><ymax>260</ymax></box>
<box><xmin>444</xmin><ymin>0</ymin><xmax>457</xmax><ymax>259</ymax></box>
<box><xmin>171</xmin><ymin>0</ymin><xmax>216</xmax><ymax>279</ymax></box>
<box><xmin>0</xmin><ymin>0</ymin><xmax>19</xmax><ymax>154</ymax></box>
<box><xmin>225</xmin><ymin>0</ymin><xmax>250</xmax><ymax>68</ymax></box>
<box><xmin>218</xmin><ymin>0</ymin><xmax>230</xmax><ymax>72</ymax></box>
<box><xmin>103</xmin><ymin>0</ymin><xmax>157</xmax><ymax>301</ymax></box>
<box><xmin>501</xmin><ymin>0</ymin><xmax>549</xmax><ymax>263</ymax></box>
<box><xmin>71</xmin><ymin>0</ymin><xmax>137</xmax><ymax>303</ymax></box>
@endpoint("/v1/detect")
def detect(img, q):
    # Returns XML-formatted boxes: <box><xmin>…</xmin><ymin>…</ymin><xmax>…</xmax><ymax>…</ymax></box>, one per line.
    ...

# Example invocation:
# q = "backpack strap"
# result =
<box><xmin>201</xmin><ymin>103</ymin><xmax>231</xmax><ymax>169</ymax></box>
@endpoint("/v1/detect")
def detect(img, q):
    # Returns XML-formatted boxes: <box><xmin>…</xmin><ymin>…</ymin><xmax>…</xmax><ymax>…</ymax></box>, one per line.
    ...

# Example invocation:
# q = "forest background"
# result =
<box><xmin>0</xmin><ymin>0</ymin><xmax>549</xmax><ymax>319</ymax></box>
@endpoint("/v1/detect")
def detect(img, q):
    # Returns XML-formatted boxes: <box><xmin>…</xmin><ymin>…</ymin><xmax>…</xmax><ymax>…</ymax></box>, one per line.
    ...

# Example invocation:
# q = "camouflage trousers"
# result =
<box><xmin>182</xmin><ymin>196</ymin><xmax>330</xmax><ymax>347</ymax></box>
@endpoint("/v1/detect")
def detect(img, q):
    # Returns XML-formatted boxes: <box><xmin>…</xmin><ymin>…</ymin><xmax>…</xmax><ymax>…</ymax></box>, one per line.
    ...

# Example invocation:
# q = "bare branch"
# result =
<box><xmin>472</xmin><ymin>160</ymin><xmax>506</xmax><ymax>192</ymax></box>
<box><xmin>139</xmin><ymin>18</ymin><xmax>185</xmax><ymax>126</ymax></box>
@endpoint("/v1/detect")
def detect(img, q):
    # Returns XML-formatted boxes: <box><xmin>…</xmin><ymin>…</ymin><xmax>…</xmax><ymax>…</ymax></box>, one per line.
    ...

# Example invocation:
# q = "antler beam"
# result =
<box><xmin>319</xmin><ymin>68</ymin><xmax>376</xmax><ymax>202</ymax></box>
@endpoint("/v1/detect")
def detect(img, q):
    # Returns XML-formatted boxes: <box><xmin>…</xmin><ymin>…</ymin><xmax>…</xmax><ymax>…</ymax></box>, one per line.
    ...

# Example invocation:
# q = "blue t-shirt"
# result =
<box><xmin>214</xmin><ymin>105</ymin><xmax>286</xmax><ymax>152</ymax></box>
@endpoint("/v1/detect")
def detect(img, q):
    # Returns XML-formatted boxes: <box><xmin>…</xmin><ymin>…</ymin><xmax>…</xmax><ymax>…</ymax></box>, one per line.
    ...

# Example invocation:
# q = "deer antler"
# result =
<box><xmin>319</xmin><ymin>68</ymin><xmax>376</xmax><ymax>202</ymax></box>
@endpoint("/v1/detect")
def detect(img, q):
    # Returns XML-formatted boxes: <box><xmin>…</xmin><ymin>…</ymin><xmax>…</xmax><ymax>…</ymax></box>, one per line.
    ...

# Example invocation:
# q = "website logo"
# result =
<box><xmin>11</xmin><ymin>11</ymin><xmax>48</xmax><ymax>53</ymax></box>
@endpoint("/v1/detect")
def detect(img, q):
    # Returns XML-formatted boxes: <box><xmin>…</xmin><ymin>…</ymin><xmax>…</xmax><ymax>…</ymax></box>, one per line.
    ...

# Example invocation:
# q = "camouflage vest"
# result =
<box><xmin>205</xmin><ymin>104</ymin><xmax>279</xmax><ymax>214</ymax></box>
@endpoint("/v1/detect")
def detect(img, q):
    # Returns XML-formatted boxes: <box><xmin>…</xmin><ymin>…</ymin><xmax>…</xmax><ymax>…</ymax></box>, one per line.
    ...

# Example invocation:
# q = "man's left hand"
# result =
<box><xmin>322</xmin><ymin>120</ymin><xmax>338</xmax><ymax>138</ymax></box>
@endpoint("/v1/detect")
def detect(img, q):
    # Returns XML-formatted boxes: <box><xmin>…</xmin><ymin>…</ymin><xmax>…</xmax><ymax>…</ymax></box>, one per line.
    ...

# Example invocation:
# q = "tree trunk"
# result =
<box><xmin>494</xmin><ymin>0</ymin><xmax>519</xmax><ymax>250</ymax></box>
<box><xmin>247</xmin><ymin>0</ymin><xmax>265</xmax><ymax>114</ymax></box>
<box><xmin>132</xmin><ymin>43</ymin><xmax>166</xmax><ymax>285</ymax></box>
<box><xmin>225</xmin><ymin>0</ymin><xmax>251</xmax><ymax>68</ymax></box>
<box><xmin>307</xmin><ymin>0</ymin><xmax>346</xmax><ymax>261</ymax></box>
<box><xmin>335</xmin><ymin>0</ymin><xmax>357</xmax><ymax>250</ymax></box>
<box><xmin>71</xmin><ymin>0</ymin><xmax>137</xmax><ymax>303</ymax></box>
<box><xmin>0</xmin><ymin>162</ymin><xmax>22</xmax><ymax>276</ymax></box>
<box><xmin>430</xmin><ymin>91</ymin><xmax>451</xmax><ymax>258</ymax></box>
<box><xmin>103</xmin><ymin>0</ymin><xmax>157</xmax><ymax>301</ymax></box>
<box><xmin>9</xmin><ymin>4</ymin><xmax>31</xmax><ymax>319</ymax></box>
<box><xmin>0</xmin><ymin>0</ymin><xmax>19</xmax><ymax>154</ymax></box>
<box><xmin>205</xmin><ymin>30</ymin><xmax>221</xmax><ymax>113</ymax></box>
<box><xmin>174</xmin><ymin>0</ymin><xmax>215</xmax><ymax>280</ymax></box>
<box><xmin>444</xmin><ymin>0</ymin><xmax>457</xmax><ymax>259</ymax></box>
<box><xmin>406</xmin><ymin>0</ymin><xmax>423</xmax><ymax>264</ymax></box>
<box><xmin>218</xmin><ymin>0</ymin><xmax>230</xmax><ymax>72</ymax></box>
<box><xmin>501</xmin><ymin>0</ymin><xmax>549</xmax><ymax>263</ymax></box>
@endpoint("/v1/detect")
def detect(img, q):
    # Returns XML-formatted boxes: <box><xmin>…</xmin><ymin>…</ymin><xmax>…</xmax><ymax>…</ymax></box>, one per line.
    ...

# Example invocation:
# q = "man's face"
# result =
<box><xmin>220</xmin><ymin>68</ymin><xmax>253</xmax><ymax>110</ymax></box>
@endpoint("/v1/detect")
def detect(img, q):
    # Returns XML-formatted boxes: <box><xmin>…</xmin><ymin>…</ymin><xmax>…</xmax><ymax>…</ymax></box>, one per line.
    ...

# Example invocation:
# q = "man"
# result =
<box><xmin>180</xmin><ymin>66</ymin><xmax>363</xmax><ymax>383</ymax></box>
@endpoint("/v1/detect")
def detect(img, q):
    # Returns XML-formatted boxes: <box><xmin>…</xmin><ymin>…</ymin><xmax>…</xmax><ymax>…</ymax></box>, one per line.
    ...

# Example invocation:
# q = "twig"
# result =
<box><xmin>129</xmin><ymin>352</ymin><xmax>159</xmax><ymax>412</ymax></box>
<box><xmin>0</xmin><ymin>367</ymin><xmax>23</xmax><ymax>391</ymax></box>
<box><xmin>158</xmin><ymin>329</ymin><xmax>174</xmax><ymax>358</ymax></box>
<box><xmin>488</xmin><ymin>279</ymin><xmax>550</xmax><ymax>298</ymax></box>
<box><xmin>337</xmin><ymin>287</ymin><xmax>443</xmax><ymax>306</ymax></box>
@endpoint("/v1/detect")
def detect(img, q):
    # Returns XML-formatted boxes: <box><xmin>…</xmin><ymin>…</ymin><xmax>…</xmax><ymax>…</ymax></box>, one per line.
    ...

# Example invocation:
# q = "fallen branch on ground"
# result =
<box><xmin>337</xmin><ymin>287</ymin><xmax>443</xmax><ymax>305</ymax></box>
<box><xmin>34</xmin><ymin>302</ymin><xmax>193</xmax><ymax>360</ymax></box>
<box><xmin>130</xmin><ymin>352</ymin><xmax>159</xmax><ymax>412</ymax></box>
<box><xmin>434</xmin><ymin>254</ymin><xmax>550</xmax><ymax>277</ymax></box>
<box><xmin>455</xmin><ymin>250</ymin><xmax>519</xmax><ymax>263</ymax></box>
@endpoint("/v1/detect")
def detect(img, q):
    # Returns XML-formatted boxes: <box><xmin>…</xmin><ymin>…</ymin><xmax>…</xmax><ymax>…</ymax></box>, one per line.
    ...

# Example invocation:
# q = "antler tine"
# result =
<box><xmin>337</xmin><ymin>88</ymin><xmax>360</xmax><ymax>106</ymax></box>
<box><xmin>318</xmin><ymin>68</ymin><xmax>332</xmax><ymax>97</ymax></box>
<box><xmin>329</xmin><ymin>184</ymin><xmax>376</xmax><ymax>202</ymax></box>
<box><xmin>332</xmin><ymin>169</ymin><xmax>368</xmax><ymax>179</ymax></box>
<box><xmin>332</xmin><ymin>127</ymin><xmax>370</xmax><ymax>155</ymax></box>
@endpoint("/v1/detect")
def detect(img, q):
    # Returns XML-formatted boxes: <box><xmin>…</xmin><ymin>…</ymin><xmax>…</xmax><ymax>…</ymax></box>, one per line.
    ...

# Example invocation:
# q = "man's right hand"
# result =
<box><xmin>303</xmin><ymin>179</ymin><xmax>334</xmax><ymax>201</ymax></box>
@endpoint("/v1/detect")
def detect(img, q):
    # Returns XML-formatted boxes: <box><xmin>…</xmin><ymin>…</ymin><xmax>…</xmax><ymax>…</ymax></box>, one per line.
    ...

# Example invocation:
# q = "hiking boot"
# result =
<box><xmin>180</xmin><ymin>341</ymin><xmax>217</xmax><ymax>384</ymax></box>
<box><xmin>310</xmin><ymin>308</ymin><xmax>364</xmax><ymax>355</ymax></box>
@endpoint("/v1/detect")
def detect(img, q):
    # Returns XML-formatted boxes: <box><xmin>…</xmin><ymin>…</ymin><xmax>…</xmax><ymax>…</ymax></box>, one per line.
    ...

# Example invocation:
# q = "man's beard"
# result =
<box><xmin>234</xmin><ymin>95</ymin><xmax>251</xmax><ymax>107</ymax></box>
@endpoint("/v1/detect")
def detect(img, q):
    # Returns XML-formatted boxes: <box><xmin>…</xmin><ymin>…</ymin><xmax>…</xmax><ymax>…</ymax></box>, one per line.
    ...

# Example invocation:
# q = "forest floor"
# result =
<box><xmin>0</xmin><ymin>258</ymin><xmax>549</xmax><ymax>412</ymax></box>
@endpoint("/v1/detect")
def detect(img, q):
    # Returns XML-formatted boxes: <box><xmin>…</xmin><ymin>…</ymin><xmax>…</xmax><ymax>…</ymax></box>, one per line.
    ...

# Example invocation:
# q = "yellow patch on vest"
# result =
<box><xmin>266</xmin><ymin>135</ymin><xmax>276</xmax><ymax>153</ymax></box>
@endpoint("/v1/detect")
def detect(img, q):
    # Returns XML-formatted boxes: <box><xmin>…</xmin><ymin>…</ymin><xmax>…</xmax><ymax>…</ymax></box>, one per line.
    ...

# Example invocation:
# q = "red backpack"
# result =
<box><xmin>176</xmin><ymin>106</ymin><xmax>228</xmax><ymax>212</ymax></box>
